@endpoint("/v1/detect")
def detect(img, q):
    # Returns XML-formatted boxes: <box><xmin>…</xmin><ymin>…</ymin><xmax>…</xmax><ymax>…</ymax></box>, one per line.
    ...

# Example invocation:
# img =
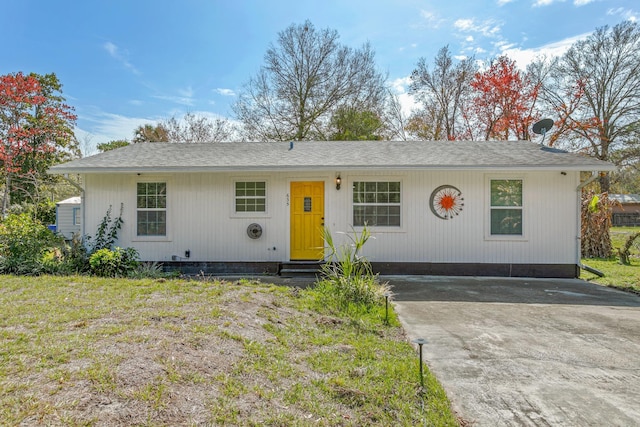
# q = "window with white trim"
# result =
<box><xmin>353</xmin><ymin>181</ymin><xmax>401</xmax><ymax>226</ymax></box>
<box><xmin>137</xmin><ymin>182</ymin><xmax>166</xmax><ymax>236</ymax></box>
<box><xmin>235</xmin><ymin>181</ymin><xmax>266</xmax><ymax>212</ymax></box>
<box><xmin>490</xmin><ymin>179</ymin><xmax>522</xmax><ymax>235</ymax></box>
<box><xmin>72</xmin><ymin>207</ymin><xmax>81</xmax><ymax>226</ymax></box>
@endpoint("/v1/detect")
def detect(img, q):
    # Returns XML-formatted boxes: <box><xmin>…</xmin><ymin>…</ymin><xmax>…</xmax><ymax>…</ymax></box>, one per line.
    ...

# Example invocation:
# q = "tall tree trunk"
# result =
<box><xmin>599</xmin><ymin>172</ymin><xmax>610</xmax><ymax>194</ymax></box>
<box><xmin>2</xmin><ymin>172</ymin><xmax>11</xmax><ymax>217</ymax></box>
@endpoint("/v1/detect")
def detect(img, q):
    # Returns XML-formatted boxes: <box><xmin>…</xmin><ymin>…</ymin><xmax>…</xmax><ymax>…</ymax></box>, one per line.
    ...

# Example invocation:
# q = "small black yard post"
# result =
<box><xmin>383</xmin><ymin>292</ymin><xmax>391</xmax><ymax>324</ymax></box>
<box><xmin>412</xmin><ymin>338</ymin><xmax>428</xmax><ymax>387</ymax></box>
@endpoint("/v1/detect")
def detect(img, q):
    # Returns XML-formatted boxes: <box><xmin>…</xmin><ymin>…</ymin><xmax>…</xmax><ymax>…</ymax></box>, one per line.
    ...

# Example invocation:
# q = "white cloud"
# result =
<box><xmin>494</xmin><ymin>41</ymin><xmax>516</xmax><ymax>51</ymax></box>
<box><xmin>454</xmin><ymin>18</ymin><xmax>502</xmax><ymax>38</ymax></box>
<box><xmin>103</xmin><ymin>41</ymin><xmax>117</xmax><ymax>56</ymax></box>
<box><xmin>390</xmin><ymin>76</ymin><xmax>411</xmax><ymax>94</ymax></box>
<box><xmin>399</xmin><ymin>43</ymin><xmax>420</xmax><ymax>52</ymax></box>
<box><xmin>76</xmin><ymin>106</ymin><xmax>241</xmax><ymax>154</ymax></box>
<box><xmin>82</xmin><ymin>111</ymin><xmax>156</xmax><ymax>142</ymax></box>
<box><xmin>389</xmin><ymin>77</ymin><xmax>419</xmax><ymax>117</ymax></box>
<box><xmin>148</xmin><ymin>86</ymin><xmax>197</xmax><ymax>107</ymax></box>
<box><xmin>533</xmin><ymin>0</ymin><xmax>596</xmax><ymax>7</ymax></box>
<box><xmin>607</xmin><ymin>7</ymin><xmax>638</xmax><ymax>22</ymax></box>
<box><xmin>215</xmin><ymin>88</ymin><xmax>236</xmax><ymax>96</ymax></box>
<box><xmin>497</xmin><ymin>0</ymin><xmax>514</xmax><ymax>5</ymax></box>
<box><xmin>533</xmin><ymin>0</ymin><xmax>558</xmax><ymax>7</ymax></box>
<box><xmin>420</xmin><ymin>10</ymin><xmax>443</xmax><ymax>28</ymax></box>
<box><xmin>73</xmin><ymin>110</ymin><xmax>158</xmax><ymax>154</ymax></box>
<box><xmin>500</xmin><ymin>32</ymin><xmax>590</xmax><ymax>68</ymax></box>
<box><xmin>129</xmin><ymin>100</ymin><xmax>143</xmax><ymax>106</ymax></box>
<box><xmin>396</xmin><ymin>92</ymin><xmax>419</xmax><ymax>118</ymax></box>
<box><xmin>454</xmin><ymin>19</ymin><xmax>475</xmax><ymax>32</ymax></box>
<box><xmin>103</xmin><ymin>42</ymin><xmax>140</xmax><ymax>75</ymax></box>
<box><xmin>152</xmin><ymin>94</ymin><xmax>195</xmax><ymax>107</ymax></box>
<box><xmin>178</xmin><ymin>86</ymin><xmax>194</xmax><ymax>98</ymax></box>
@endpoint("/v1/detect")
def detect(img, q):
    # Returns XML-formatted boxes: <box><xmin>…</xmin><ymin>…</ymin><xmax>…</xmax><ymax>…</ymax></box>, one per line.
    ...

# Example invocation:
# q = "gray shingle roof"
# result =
<box><xmin>49</xmin><ymin>140</ymin><xmax>616</xmax><ymax>174</ymax></box>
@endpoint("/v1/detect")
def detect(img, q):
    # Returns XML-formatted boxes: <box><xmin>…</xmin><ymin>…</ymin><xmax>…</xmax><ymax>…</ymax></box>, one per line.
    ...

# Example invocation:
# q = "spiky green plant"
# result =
<box><xmin>317</xmin><ymin>225</ymin><xmax>390</xmax><ymax>309</ymax></box>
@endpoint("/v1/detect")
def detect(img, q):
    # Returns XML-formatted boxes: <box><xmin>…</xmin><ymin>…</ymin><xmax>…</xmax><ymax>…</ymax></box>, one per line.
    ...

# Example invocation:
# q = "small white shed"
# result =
<box><xmin>55</xmin><ymin>196</ymin><xmax>82</xmax><ymax>239</ymax></box>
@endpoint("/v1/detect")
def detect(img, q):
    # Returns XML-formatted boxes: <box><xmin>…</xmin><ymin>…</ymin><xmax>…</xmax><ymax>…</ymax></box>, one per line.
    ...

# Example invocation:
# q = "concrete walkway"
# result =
<box><xmin>386</xmin><ymin>276</ymin><xmax>640</xmax><ymax>426</ymax></box>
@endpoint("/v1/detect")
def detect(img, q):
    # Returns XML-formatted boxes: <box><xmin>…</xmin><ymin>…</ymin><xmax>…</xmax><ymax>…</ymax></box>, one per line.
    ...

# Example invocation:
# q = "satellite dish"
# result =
<box><xmin>532</xmin><ymin>118</ymin><xmax>554</xmax><ymax>135</ymax></box>
<box><xmin>532</xmin><ymin>118</ymin><xmax>554</xmax><ymax>144</ymax></box>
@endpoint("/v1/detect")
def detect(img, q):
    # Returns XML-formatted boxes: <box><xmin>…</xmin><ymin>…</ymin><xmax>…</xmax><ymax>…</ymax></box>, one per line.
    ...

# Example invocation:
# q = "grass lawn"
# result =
<box><xmin>580</xmin><ymin>226</ymin><xmax>640</xmax><ymax>293</ymax></box>
<box><xmin>0</xmin><ymin>275</ymin><xmax>459</xmax><ymax>426</ymax></box>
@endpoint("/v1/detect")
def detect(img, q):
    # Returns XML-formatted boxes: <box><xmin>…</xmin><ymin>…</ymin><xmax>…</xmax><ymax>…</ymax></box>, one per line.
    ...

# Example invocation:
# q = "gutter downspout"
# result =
<box><xmin>576</xmin><ymin>171</ymin><xmax>604</xmax><ymax>277</ymax></box>
<box><xmin>60</xmin><ymin>174</ymin><xmax>86</xmax><ymax>240</ymax></box>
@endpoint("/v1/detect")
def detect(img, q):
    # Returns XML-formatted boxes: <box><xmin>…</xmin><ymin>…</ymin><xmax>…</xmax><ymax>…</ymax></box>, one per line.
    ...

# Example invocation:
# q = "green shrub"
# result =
<box><xmin>89</xmin><ymin>247</ymin><xmax>139</xmax><ymax>277</ymax></box>
<box><xmin>45</xmin><ymin>233</ymin><xmax>90</xmax><ymax>274</ymax></box>
<box><xmin>87</xmin><ymin>204</ymin><xmax>124</xmax><ymax>254</ymax></box>
<box><xmin>7</xmin><ymin>200</ymin><xmax>56</xmax><ymax>225</ymax></box>
<box><xmin>317</xmin><ymin>226</ymin><xmax>390</xmax><ymax>310</ymax></box>
<box><xmin>0</xmin><ymin>213</ymin><xmax>60</xmax><ymax>274</ymax></box>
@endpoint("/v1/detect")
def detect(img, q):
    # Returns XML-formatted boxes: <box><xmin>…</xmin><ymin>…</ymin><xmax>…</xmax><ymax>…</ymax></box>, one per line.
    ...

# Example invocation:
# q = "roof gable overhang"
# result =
<box><xmin>48</xmin><ymin>141</ymin><xmax>617</xmax><ymax>175</ymax></box>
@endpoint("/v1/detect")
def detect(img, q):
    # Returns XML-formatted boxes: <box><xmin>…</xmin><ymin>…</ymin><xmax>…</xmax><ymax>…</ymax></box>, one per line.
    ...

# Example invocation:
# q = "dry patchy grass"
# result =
<box><xmin>0</xmin><ymin>275</ymin><xmax>458</xmax><ymax>426</ymax></box>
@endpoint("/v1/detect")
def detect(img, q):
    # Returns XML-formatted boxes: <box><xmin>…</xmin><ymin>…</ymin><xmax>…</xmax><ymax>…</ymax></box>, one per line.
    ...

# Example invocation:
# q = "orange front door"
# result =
<box><xmin>290</xmin><ymin>181</ymin><xmax>324</xmax><ymax>260</ymax></box>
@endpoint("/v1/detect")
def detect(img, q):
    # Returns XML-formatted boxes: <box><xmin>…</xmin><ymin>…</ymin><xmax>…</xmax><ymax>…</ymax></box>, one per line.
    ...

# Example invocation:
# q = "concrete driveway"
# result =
<box><xmin>386</xmin><ymin>276</ymin><xmax>640</xmax><ymax>427</ymax></box>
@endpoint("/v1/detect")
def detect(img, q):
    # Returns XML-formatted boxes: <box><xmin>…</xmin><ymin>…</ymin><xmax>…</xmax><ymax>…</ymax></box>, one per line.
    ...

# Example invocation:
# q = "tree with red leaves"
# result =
<box><xmin>0</xmin><ymin>72</ymin><xmax>77</xmax><ymax>215</ymax></box>
<box><xmin>464</xmin><ymin>56</ymin><xmax>540</xmax><ymax>141</ymax></box>
<box><xmin>541</xmin><ymin>21</ymin><xmax>640</xmax><ymax>193</ymax></box>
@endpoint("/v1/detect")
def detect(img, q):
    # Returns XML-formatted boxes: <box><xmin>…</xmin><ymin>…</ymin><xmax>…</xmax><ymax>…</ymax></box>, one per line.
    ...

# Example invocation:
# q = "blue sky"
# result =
<box><xmin>1</xmin><ymin>0</ymin><xmax>637</xmax><ymax>153</ymax></box>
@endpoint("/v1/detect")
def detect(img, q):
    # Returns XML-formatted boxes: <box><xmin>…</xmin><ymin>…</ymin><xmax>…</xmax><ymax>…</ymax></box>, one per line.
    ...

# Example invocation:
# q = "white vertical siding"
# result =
<box><xmin>83</xmin><ymin>169</ymin><xmax>579</xmax><ymax>265</ymax></box>
<box><xmin>56</xmin><ymin>203</ymin><xmax>81</xmax><ymax>239</ymax></box>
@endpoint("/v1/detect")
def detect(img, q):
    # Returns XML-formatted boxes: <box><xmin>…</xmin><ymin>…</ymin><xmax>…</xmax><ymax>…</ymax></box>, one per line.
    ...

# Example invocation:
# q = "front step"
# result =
<box><xmin>279</xmin><ymin>261</ymin><xmax>324</xmax><ymax>277</ymax></box>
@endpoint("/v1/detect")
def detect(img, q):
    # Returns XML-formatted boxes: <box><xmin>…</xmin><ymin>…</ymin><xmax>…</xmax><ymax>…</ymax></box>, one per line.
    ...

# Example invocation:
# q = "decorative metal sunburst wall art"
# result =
<box><xmin>429</xmin><ymin>185</ymin><xmax>464</xmax><ymax>220</ymax></box>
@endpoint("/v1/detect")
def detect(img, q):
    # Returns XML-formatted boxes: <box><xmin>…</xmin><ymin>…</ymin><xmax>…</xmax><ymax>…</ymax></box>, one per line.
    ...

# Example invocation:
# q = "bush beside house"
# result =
<box><xmin>0</xmin><ymin>207</ymin><xmax>144</xmax><ymax>277</ymax></box>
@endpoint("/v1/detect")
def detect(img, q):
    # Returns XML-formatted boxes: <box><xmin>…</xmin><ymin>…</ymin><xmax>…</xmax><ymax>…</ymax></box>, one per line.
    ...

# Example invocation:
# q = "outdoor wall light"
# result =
<box><xmin>336</xmin><ymin>174</ymin><xmax>342</xmax><ymax>190</ymax></box>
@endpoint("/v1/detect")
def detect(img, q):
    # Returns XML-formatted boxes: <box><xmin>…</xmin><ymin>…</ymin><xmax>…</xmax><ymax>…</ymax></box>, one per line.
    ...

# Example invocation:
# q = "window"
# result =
<box><xmin>137</xmin><ymin>182</ymin><xmax>166</xmax><ymax>236</ymax></box>
<box><xmin>72</xmin><ymin>207</ymin><xmax>81</xmax><ymax>226</ymax></box>
<box><xmin>490</xmin><ymin>179</ymin><xmax>522</xmax><ymax>235</ymax></box>
<box><xmin>235</xmin><ymin>181</ymin><xmax>266</xmax><ymax>212</ymax></box>
<box><xmin>353</xmin><ymin>181</ymin><xmax>401</xmax><ymax>227</ymax></box>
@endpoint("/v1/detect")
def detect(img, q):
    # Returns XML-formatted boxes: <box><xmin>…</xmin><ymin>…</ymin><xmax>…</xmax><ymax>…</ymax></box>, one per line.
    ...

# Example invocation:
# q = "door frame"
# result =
<box><xmin>289</xmin><ymin>180</ymin><xmax>325</xmax><ymax>260</ymax></box>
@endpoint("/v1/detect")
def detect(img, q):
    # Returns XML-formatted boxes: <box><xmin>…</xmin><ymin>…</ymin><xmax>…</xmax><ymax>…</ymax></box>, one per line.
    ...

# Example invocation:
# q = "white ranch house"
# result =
<box><xmin>49</xmin><ymin>140</ymin><xmax>615</xmax><ymax>278</ymax></box>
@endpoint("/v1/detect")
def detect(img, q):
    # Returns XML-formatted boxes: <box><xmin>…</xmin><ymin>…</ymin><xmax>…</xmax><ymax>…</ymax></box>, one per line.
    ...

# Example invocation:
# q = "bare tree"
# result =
<box><xmin>381</xmin><ymin>90</ymin><xmax>410</xmax><ymax>141</ymax></box>
<box><xmin>542</xmin><ymin>21</ymin><xmax>640</xmax><ymax>192</ymax></box>
<box><xmin>79</xmin><ymin>133</ymin><xmax>96</xmax><ymax>158</ymax></box>
<box><xmin>162</xmin><ymin>112</ymin><xmax>233</xmax><ymax>143</ymax></box>
<box><xmin>233</xmin><ymin>20</ymin><xmax>387</xmax><ymax>141</ymax></box>
<box><xmin>409</xmin><ymin>46</ymin><xmax>477</xmax><ymax>140</ymax></box>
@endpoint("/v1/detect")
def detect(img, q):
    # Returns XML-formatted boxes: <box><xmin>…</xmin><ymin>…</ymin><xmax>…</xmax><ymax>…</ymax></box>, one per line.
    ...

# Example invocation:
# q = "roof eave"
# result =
<box><xmin>48</xmin><ymin>164</ymin><xmax>617</xmax><ymax>174</ymax></box>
